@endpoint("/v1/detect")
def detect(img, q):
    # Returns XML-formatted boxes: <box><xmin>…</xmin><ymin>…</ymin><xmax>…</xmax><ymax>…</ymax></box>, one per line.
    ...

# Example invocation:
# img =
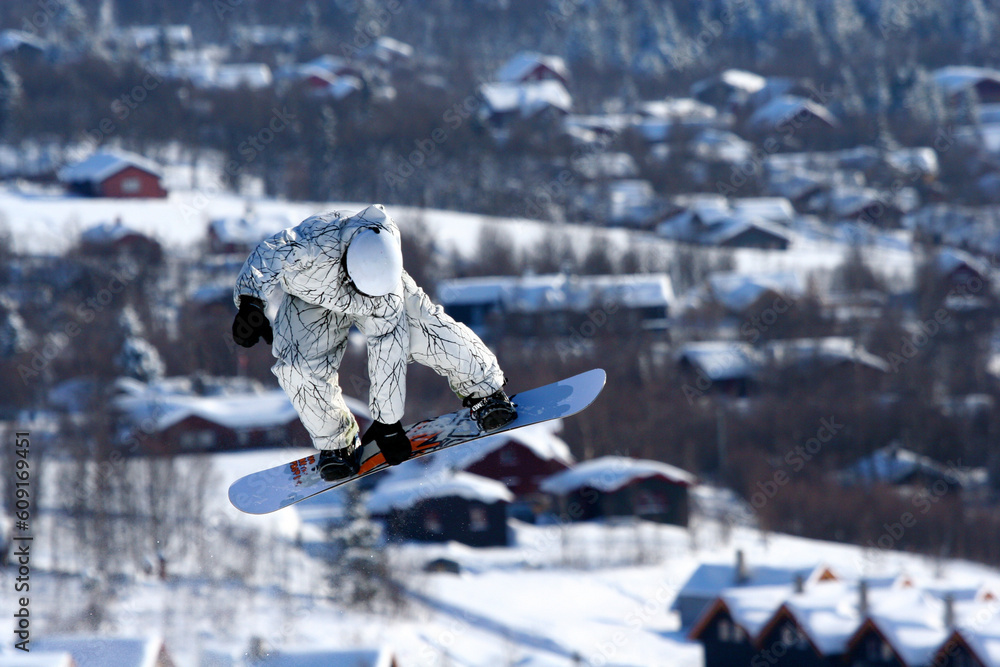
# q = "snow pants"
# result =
<box><xmin>270</xmin><ymin>287</ymin><xmax>505</xmax><ymax>451</ymax></box>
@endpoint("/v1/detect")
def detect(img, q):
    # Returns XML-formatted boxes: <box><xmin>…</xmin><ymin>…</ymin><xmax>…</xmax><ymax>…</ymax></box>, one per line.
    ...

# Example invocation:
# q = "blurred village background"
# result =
<box><xmin>5</xmin><ymin>1</ymin><xmax>1000</xmax><ymax>665</ymax></box>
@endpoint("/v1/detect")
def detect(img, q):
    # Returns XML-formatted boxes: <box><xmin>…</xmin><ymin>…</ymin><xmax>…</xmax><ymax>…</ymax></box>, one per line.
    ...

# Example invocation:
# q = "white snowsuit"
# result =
<box><xmin>234</xmin><ymin>205</ymin><xmax>505</xmax><ymax>451</ymax></box>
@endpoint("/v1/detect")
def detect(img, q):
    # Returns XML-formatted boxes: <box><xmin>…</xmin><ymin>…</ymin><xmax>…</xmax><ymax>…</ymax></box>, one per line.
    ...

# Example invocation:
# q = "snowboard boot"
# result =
<box><xmin>464</xmin><ymin>389</ymin><xmax>517</xmax><ymax>432</ymax></box>
<box><xmin>316</xmin><ymin>437</ymin><xmax>362</xmax><ymax>482</ymax></box>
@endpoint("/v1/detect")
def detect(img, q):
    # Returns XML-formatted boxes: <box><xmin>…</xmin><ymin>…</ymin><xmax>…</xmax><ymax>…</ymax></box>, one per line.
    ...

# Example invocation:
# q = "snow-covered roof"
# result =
<box><xmin>153</xmin><ymin>62</ymin><xmax>273</xmax><ymax>89</ymax></box>
<box><xmin>438</xmin><ymin>421</ymin><xmax>575</xmax><ymax>470</ymax></box>
<box><xmin>361</xmin><ymin>36</ymin><xmax>414</xmax><ymax>63</ymax></box>
<box><xmin>676</xmin><ymin>337</ymin><xmax>888</xmax><ymax>380</ymax></box>
<box><xmin>437</xmin><ymin>273</ymin><xmax>674</xmax><ymax>313</ymax></box>
<box><xmin>112</xmin><ymin>376</ymin><xmax>369</xmax><ymax>432</ymax></box>
<box><xmin>303</xmin><ymin>55</ymin><xmax>357</xmax><ymax>76</ymax></box>
<box><xmin>669</xmin><ymin>193</ymin><xmax>732</xmax><ymax>224</ymax></box>
<box><xmin>829</xmin><ymin>185</ymin><xmax>888</xmax><ymax>219</ymax></box>
<box><xmin>690</xmin><ymin>129</ymin><xmax>753</xmax><ymax>164</ymax></box>
<box><xmin>766</xmin><ymin>337</ymin><xmax>890</xmax><ymax>373</ymax></box>
<box><xmin>0</xmin><ymin>29</ymin><xmax>46</xmax><ymax>54</ymax></box>
<box><xmin>658</xmin><ymin>195</ymin><xmax>797</xmax><ymax>245</ymax></box>
<box><xmin>935</xmin><ymin>247</ymin><xmax>990</xmax><ymax>278</ymax></box>
<box><xmin>116</xmin><ymin>24</ymin><xmax>192</xmax><ymax>49</ymax></box>
<box><xmin>563</xmin><ymin>113</ymin><xmax>633</xmax><ymax>137</ymax></box>
<box><xmin>326</xmin><ymin>75</ymin><xmax>364</xmax><ymax>100</ymax></box>
<box><xmin>209</xmin><ymin>214</ymin><xmax>289</xmax><ymax>246</ymax></box>
<box><xmin>214</xmin><ymin>63</ymin><xmax>273</xmax><ymax>89</ymax></box>
<box><xmin>496</xmin><ymin>51</ymin><xmax>568</xmax><ymax>83</ymax></box>
<box><xmin>713</xmin><ymin>583</ymin><xmax>796</xmax><ymax>638</ymax></box>
<box><xmin>783</xmin><ymin>581</ymin><xmax>891</xmax><ymax>656</ymax></box>
<box><xmin>693</xmin><ymin>571</ymin><xmax>1000</xmax><ymax>664</ymax></box>
<box><xmin>540</xmin><ymin>456</ymin><xmax>696</xmax><ymax>495</ymax></box>
<box><xmin>0</xmin><ymin>652</ymin><xmax>76</xmax><ymax>667</ymax></box>
<box><xmin>571</xmin><ymin>274</ymin><xmax>675</xmax><ymax>310</ymax></box>
<box><xmin>31</xmin><ymin>636</ymin><xmax>167</xmax><ymax>667</ymax></box>
<box><xmin>638</xmin><ymin>98</ymin><xmax>717</xmax><ymax>121</ymax></box>
<box><xmin>886</xmin><ymin>147</ymin><xmax>939</xmax><ymax>177</ymax></box>
<box><xmin>731</xmin><ymin>196</ymin><xmax>796</xmax><ymax>224</ymax></box>
<box><xmin>367</xmin><ymin>470</ymin><xmax>514</xmax><ymax>514</ymax></box>
<box><xmin>677</xmin><ymin>561</ymin><xmax>835</xmax><ymax>599</ymax></box>
<box><xmin>748</xmin><ymin>95</ymin><xmax>839</xmax><ymax>130</ymax></box>
<box><xmin>765</xmin><ymin>145</ymin><xmax>880</xmax><ymax>174</ymax></box>
<box><xmin>959</xmin><ymin>622</ymin><xmax>1000</xmax><ymax>667</ymax></box>
<box><xmin>251</xmin><ymin>647</ymin><xmax>396</xmax><ymax>667</ymax></box>
<box><xmin>572</xmin><ymin>151</ymin><xmax>639</xmax><ymax>180</ymax></box>
<box><xmin>80</xmin><ymin>219</ymin><xmax>149</xmax><ymax>245</ymax></box>
<box><xmin>691</xmin><ymin>69</ymin><xmax>767</xmax><ymax>97</ymax></box>
<box><xmin>766</xmin><ymin>170</ymin><xmax>827</xmax><ymax>201</ymax></box>
<box><xmin>862</xmin><ymin>588</ymin><xmax>953</xmax><ymax>666</ymax></box>
<box><xmin>114</xmin><ymin>387</ymin><xmax>300</xmax><ymax>432</ymax></box>
<box><xmin>840</xmin><ymin>444</ymin><xmax>984</xmax><ymax>488</ymax></box>
<box><xmin>437</xmin><ymin>278</ymin><xmax>507</xmax><ymax>306</ymax></box>
<box><xmin>675</xmin><ymin>341</ymin><xmax>763</xmax><ymax>381</ymax></box>
<box><xmin>701</xmin><ymin>218</ymin><xmax>792</xmax><ymax>247</ymax></box>
<box><xmin>932</xmin><ymin>66</ymin><xmax>1000</xmax><ymax>96</ymax></box>
<box><xmin>58</xmin><ymin>150</ymin><xmax>163</xmax><ymax>184</ymax></box>
<box><xmin>480</xmin><ymin>80</ymin><xmax>573</xmax><ymax>117</ymax></box>
<box><xmin>609</xmin><ymin>179</ymin><xmax>656</xmax><ymax>224</ymax></box>
<box><xmin>370</xmin><ymin>422</ymin><xmax>573</xmax><ymax>493</ymax></box>
<box><xmin>979</xmin><ymin>103</ymin><xmax>1000</xmax><ymax>124</ymax></box>
<box><xmin>233</xmin><ymin>24</ymin><xmax>300</xmax><ymax>48</ymax></box>
<box><xmin>708</xmin><ymin>270</ymin><xmax>804</xmax><ymax>312</ymax></box>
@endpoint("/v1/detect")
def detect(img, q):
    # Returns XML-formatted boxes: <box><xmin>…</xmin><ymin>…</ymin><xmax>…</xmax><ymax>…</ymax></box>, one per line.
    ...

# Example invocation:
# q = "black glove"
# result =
<box><xmin>232</xmin><ymin>296</ymin><xmax>273</xmax><ymax>348</ymax></box>
<box><xmin>362</xmin><ymin>420</ymin><xmax>411</xmax><ymax>465</ymax></box>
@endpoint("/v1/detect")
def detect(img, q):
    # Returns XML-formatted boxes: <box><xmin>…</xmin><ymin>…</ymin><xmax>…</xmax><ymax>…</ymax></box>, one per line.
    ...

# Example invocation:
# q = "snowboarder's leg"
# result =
<box><xmin>271</xmin><ymin>295</ymin><xmax>361</xmax><ymax>478</ymax></box>
<box><xmin>403</xmin><ymin>274</ymin><xmax>516</xmax><ymax>430</ymax></box>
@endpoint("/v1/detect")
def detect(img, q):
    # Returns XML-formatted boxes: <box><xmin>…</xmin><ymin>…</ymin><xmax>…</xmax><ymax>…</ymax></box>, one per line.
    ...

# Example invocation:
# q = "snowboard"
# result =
<box><xmin>228</xmin><ymin>368</ymin><xmax>606</xmax><ymax>514</ymax></box>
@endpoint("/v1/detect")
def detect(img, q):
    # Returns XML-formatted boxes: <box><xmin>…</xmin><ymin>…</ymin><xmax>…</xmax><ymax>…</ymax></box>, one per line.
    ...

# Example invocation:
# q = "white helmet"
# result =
<box><xmin>346</xmin><ymin>226</ymin><xmax>403</xmax><ymax>296</ymax></box>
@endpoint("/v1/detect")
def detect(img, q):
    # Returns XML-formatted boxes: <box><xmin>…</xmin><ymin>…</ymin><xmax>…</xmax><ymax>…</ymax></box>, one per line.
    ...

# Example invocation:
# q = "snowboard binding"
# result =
<box><xmin>316</xmin><ymin>438</ymin><xmax>362</xmax><ymax>481</ymax></box>
<box><xmin>464</xmin><ymin>390</ymin><xmax>518</xmax><ymax>432</ymax></box>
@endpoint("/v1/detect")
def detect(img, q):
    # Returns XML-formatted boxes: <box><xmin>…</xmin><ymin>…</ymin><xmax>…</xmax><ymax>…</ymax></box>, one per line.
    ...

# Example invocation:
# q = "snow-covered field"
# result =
<box><xmin>0</xmin><ymin>184</ymin><xmax>916</xmax><ymax>293</ymax></box>
<box><xmin>0</xmin><ymin>187</ymin><xmax>933</xmax><ymax>665</ymax></box>
<box><xmin>7</xmin><ymin>446</ymin><xmax>1000</xmax><ymax>667</ymax></box>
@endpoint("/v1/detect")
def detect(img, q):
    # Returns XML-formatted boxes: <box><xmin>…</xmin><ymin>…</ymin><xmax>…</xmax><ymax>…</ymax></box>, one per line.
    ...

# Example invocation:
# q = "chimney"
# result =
<box><xmin>944</xmin><ymin>594</ymin><xmax>956</xmax><ymax>629</ymax></box>
<box><xmin>794</xmin><ymin>574</ymin><xmax>805</xmax><ymax>594</ymax></box>
<box><xmin>735</xmin><ymin>549</ymin><xmax>750</xmax><ymax>585</ymax></box>
<box><xmin>858</xmin><ymin>580</ymin><xmax>869</xmax><ymax>616</ymax></box>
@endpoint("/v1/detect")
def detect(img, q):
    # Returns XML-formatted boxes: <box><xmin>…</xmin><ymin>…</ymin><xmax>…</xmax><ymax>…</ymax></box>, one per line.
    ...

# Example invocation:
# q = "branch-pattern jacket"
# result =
<box><xmin>233</xmin><ymin>204</ymin><xmax>411</xmax><ymax>423</ymax></box>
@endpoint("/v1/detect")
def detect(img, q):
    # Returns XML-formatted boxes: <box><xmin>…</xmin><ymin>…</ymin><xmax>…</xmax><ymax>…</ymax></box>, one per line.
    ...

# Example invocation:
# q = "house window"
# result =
<box><xmin>500</xmin><ymin>447</ymin><xmax>519</xmax><ymax>467</ymax></box>
<box><xmin>866</xmin><ymin>635</ymin><xmax>894</xmax><ymax>662</ymax></box>
<box><xmin>881</xmin><ymin>642</ymin><xmax>895</xmax><ymax>662</ymax></box>
<box><xmin>952</xmin><ymin>651</ymin><xmax>973</xmax><ymax>667</ymax></box>
<box><xmin>780</xmin><ymin>624</ymin><xmax>807</xmax><ymax>649</ymax></box>
<box><xmin>424</xmin><ymin>511</ymin><xmax>443</xmax><ymax>534</ymax></box>
<box><xmin>717</xmin><ymin>619</ymin><xmax>732</xmax><ymax>642</ymax></box>
<box><xmin>121</xmin><ymin>177</ymin><xmax>141</xmax><ymax>194</ymax></box>
<box><xmin>180</xmin><ymin>430</ymin><xmax>215</xmax><ymax>450</ymax></box>
<box><xmin>469</xmin><ymin>506</ymin><xmax>489</xmax><ymax>532</ymax></box>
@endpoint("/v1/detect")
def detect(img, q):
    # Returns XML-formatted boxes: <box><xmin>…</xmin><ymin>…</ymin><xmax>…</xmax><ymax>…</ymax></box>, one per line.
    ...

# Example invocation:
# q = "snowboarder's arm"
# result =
<box><xmin>360</xmin><ymin>295</ymin><xmax>410</xmax><ymax>423</ymax></box>
<box><xmin>233</xmin><ymin>213</ymin><xmax>347</xmax><ymax>309</ymax></box>
<box><xmin>234</xmin><ymin>226</ymin><xmax>309</xmax><ymax>308</ymax></box>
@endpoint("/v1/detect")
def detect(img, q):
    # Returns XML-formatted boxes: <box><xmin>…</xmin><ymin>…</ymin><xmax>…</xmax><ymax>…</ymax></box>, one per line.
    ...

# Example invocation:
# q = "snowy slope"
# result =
<box><xmin>14</xmin><ymin>454</ymin><xmax>1000</xmax><ymax>667</ymax></box>
<box><xmin>0</xmin><ymin>186</ymin><xmax>916</xmax><ymax>292</ymax></box>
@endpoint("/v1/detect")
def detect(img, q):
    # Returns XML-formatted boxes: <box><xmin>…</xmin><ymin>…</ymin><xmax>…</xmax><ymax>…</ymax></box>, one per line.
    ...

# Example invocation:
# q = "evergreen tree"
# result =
<box><xmin>323</xmin><ymin>486</ymin><xmax>404</xmax><ymax>612</ymax></box>
<box><xmin>115</xmin><ymin>307</ymin><xmax>165</xmax><ymax>382</ymax></box>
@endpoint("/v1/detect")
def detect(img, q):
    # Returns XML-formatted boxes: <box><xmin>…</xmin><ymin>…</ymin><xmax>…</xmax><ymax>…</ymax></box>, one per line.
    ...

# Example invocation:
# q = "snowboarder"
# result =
<box><xmin>231</xmin><ymin>204</ymin><xmax>516</xmax><ymax>481</ymax></box>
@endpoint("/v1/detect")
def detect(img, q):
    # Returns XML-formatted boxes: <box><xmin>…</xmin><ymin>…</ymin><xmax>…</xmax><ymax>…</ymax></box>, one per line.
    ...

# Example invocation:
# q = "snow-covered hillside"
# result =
<box><xmin>6</xmin><ymin>447</ymin><xmax>1000</xmax><ymax>667</ymax></box>
<box><xmin>0</xmin><ymin>185</ymin><xmax>916</xmax><ymax>293</ymax></box>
